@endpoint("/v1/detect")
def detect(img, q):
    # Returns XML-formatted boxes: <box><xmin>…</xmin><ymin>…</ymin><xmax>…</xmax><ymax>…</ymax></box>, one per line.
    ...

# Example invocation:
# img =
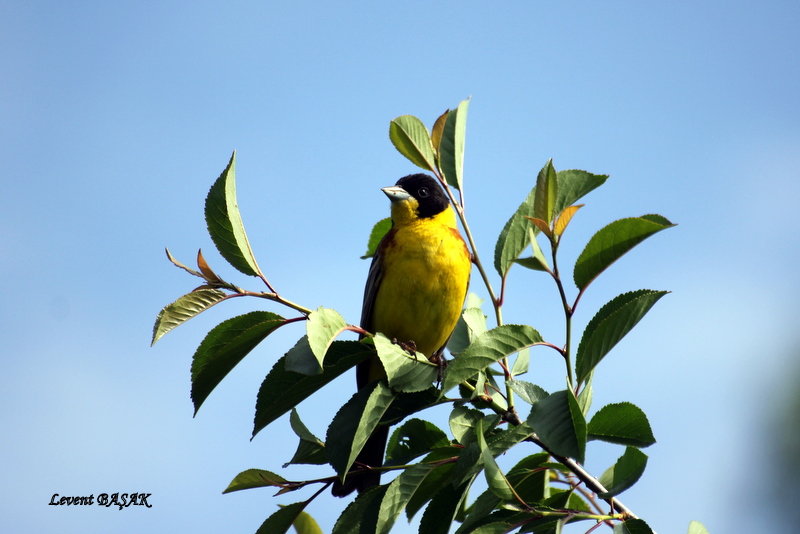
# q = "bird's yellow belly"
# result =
<box><xmin>370</xmin><ymin>228</ymin><xmax>470</xmax><ymax>358</ymax></box>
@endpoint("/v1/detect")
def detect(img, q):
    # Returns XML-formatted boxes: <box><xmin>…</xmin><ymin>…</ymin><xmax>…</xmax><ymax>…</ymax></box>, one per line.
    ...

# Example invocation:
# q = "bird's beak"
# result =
<box><xmin>381</xmin><ymin>185</ymin><xmax>410</xmax><ymax>202</ymax></box>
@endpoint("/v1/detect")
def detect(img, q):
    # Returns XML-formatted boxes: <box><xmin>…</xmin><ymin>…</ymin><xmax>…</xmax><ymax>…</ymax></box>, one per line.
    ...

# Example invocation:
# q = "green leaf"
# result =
<box><xmin>687</xmin><ymin>521</ymin><xmax>710</xmax><ymax>534</ymax></box>
<box><xmin>465</xmin><ymin>292</ymin><xmax>485</xmax><ymax>309</ymax></box>
<box><xmin>449</xmin><ymin>405</ymin><xmax>485</xmax><ymax>447</ymax></box>
<box><xmin>361</xmin><ymin>217</ymin><xmax>392</xmax><ymax>259</ymax></box>
<box><xmin>598</xmin><ymin>446</ymin><xmax>648</xmax><ymax>497</ymax></box>
<box><xmin>458</xmin><ymin>491</ymin><xmax>508</xmax><ymax>534</ymax></box>
<box><xmin>284</xmin><ymin>409</ymin><xmax>326</xmax><ymax>466</ymax></box>
<box><xmin>466</xmin><ymin>523</ymin><xmax>515</xmax><ymax>534</ymax></box>
<box><xmin>379</xmin><ymin>387</ymin><xmax>440</xmax><ymax>426</ymax></box>
<box><xmin>374</xmin><ymin>334</ymin><xmax>438</xmax><ymax>392</ymax></box>
<box><xmin>404</xmin><ymin>448</ymin><xmax>460</xmax><ymax>519</ymax></box>
<box><xmin>253</xmin><ymin>340</ymin><xmax>370</xmax><ymax>438</ymax></box>
<box><xmin>573</xmin><ymin>215</ymin><xmax>676</xmax><ymax>290</ymax></box>
<box><xmin>448</xmin><ymin>306</ymin><xmax>488</xmax><ymax>355</ymax></box>
<box><xmin>389</xmin><ymin>115</ymin><xmax>436</xmax><ymax>172</ymax></box>
<box><xmin>534</xmin><ymin>499</ymin><xmax>573</xmax><ymax>529</ymax></box>
<box><xmin>513</xmin><ymin>256</ymin><xmax>549</xmax><ymax>272</ymax></box>
<box><xmin>431</xmin><ymin>109</ymin><xmax>448</xmax><ymax>153</ymax></box>
<box><xmin>222</xmin><ymin>468</ymin><xmax>287</xmax><ymax>494</ymax></box>
<box><xmin>332</xmin><ymin>486</ymin><xmax>387</xmax><ymax>534</ymax></box>
<box><xmin>449</xmin><ymin>406</ymin><xmax>486</xmax><ymax>446</ymax></box>
<box><xmin>588</xmin><ymin>402</ymin><xmax>656</xmax><ymax>448</ymax></box>
<box><xmin>456</xmin><ymin>453</ymin><xmax>548</xmax><ymax>534</ymax></box>
<box><xmin>292</xmin><ymin>510</ymin><xmax>323</xmax><ymax>534</ymax></box>
<box><xmin>306</xmin><ymin>307</ymin><xmax>348</xmax><ymax>372</ymax></box>
<box><xmin>326</xmin><ymin>380</ymin><xmax>397</xmax><ymax>479</ymax></box>
<box><xmin>484</xmin><ymin>374</ymin><xmax>510</xmax><ymax>410</ymax></box>
<box><xmin>191</xmin><ymin>311</ymin><xmax>286</xmax><ymax>414</ymax></box>
<box><xmin>544</xmin><ymin>488</ymin><xmax>572</xmax><ymax>505</ymax></box>
<box><xmin>487</xmin><ymin>421</ymin><xmax>535</xmax><ymax>455</ymax></box>
<box><xmin>507</xmin><ymin>453</ymin><xmax>551</xmax><ymax>504</ymax></box>
<box><xmin>419</xmin><ymin>478</ymin><xmax>474</xmax><ymax>534</ymax></box>
<box><xmin>518</xmin><ymin>490</ymin><xmax>582</xmax><ymax>534</ymax></box>
<box><xmin>443</xmin><ymin>325</ymin><xmax>543</xmax><ymax>393</ymax></box>
<box><xmin>439</xmin><ymin>98</ymin><xmax>470</xmax><ymax>192</ymax></box>
<box><xmin>377</xmin><ymin>463</ymin><xmax>436</xmax><ymax>534</ymax></box>
<box><xmin>566</xmin><ymin>491</ymin><xmax>591</xmax><ymax>512</ymax></box>
<box><xmin>255</xmin><ymin>502</ymin><xmax>307</xmax><ymax>534</ymax></box>
<box><xmin>285</xmin><ymin>437</ymin><xmax>327</xmax><ymax>467</ymax></box>
<box><xmin>529</xmin><ymin>226</ymin><xmax>551</xmax><ymax>272</ymax></box>
<box><xmin>463</xmin><ymin>307</ymin><xmax>488</xmax><ymax>339</ymax></box>
<box><xmin>506</xmin><ymin>380</ymin><xmax>549</xmax><ymax>406</ymax></box>
<box><xmin>613</xmin><ymin>518</ymin><xmax>655</xmax><ymax>534</ymax></box>
<box><xmin>447</xmin><ymin>312</ymin><xmax>472</xmax><ymax>355</ymax></box>
<box><xmin>450</xmin><ymin>442</ymin><xmax>481</xmax><ymax>488</ymax></box>
<box><xmin>528</xmin><ymin>389</ymin><xmax>587</xmax><ymax>463</ymax></box>
<box><xmin>152</xmin><ymin>288</ymin><xmax>227</xmax><ymax>345</ymax></box>
<box><xmin>534</xmin><ymin>159</ymin><xmax>558</xmax><ymax>224</ymax></box>
<box><xmin>290</xmin><ymin>408</ymin><xmax>322</xmax><ymax>443</ymax></box>
<box><xmin>480</xmin><ymin>412</ymin><xmax>503</xmax><ymax>438</ymax></box>
<box><xmin>204</xmin><ymin>151</ymin><xmax>262</xmax><ymax>277</ymax></box>
<box><xmin>284</xmin><ymin>335</ymin><xmax>318</xmax><ymax>375</ymax></box>
<box><xmin>510</xmin><ymin>348</ymin><xmax>530</xmax><ymax>375</ymax></box>
<box><xmin>386</xmin><ymin>418</ymin><xmax>450</xmax><ymax>465</ymax></box>
<box><xmin>576</xmin><ymin>373</ymin><xmax>593</xmax><ymax>417</ymax></box>
<box><xmin>493</xmin><ymin>186</ymin><xmax>537</xmax><ymax>278</ymax></box>
<box><xmin>448</xmin><ymin>417</ymin><xmax>503</xmax><ymax>482</ymax></box>
<box><xmin>475</xmin><ymin>419</ymin><xmax>515</xmax><ymax>501</ymax></box>
<box><xmin>553</xmin><ymin>169</ymin><xmax>608</xmax><ymax>215</ymax></box>
<box><xmin>468</xmin><ymin>371</ymin><xmax>487</xmax><ymax>403</ymax></box>
<box><xmin>575</xmin><ymin>290</ymin><xmax>668</xmax><ymax>385</ymax></box>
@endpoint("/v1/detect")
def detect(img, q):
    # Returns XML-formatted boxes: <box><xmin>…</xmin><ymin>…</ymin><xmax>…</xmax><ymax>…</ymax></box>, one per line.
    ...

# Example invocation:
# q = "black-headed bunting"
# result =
<box><xmin>332</xmin><ymin>173</ymin><xmax>471</xmax><ymax>497</ymax></box>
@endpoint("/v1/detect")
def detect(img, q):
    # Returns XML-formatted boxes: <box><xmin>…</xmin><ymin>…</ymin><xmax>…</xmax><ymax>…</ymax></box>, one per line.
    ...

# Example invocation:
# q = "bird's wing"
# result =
<box><xmin>356</xmin><ymin>228</ymin><xmax>394</xmax><ymax>389</ymax></box>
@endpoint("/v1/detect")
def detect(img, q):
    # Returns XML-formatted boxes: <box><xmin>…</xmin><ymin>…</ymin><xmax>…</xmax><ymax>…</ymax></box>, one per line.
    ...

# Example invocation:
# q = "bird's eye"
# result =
<box><xmin>418</xmin><ymin>187</ymin><xmax>429</xmax><ymax>198</ymax></box>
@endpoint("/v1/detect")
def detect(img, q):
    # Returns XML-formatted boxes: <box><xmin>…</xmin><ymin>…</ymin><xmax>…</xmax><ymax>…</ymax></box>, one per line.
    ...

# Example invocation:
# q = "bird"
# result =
<box><xmin>332</xmin><ymin>173</ymin><xmax>472</xmax><ymax>497</ymax></box>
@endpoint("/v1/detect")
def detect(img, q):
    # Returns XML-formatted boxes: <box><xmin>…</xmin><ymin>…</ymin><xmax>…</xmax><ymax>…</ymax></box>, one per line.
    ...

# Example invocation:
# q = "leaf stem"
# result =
<box><xmin>301</xmin><ymin>479</ymin><xmax>330</xmax><ymax>505</ymax></box>
<box><xmin>572</xmin><ymin>482</ymin><xmax>618</xmax><ymax>527</ymax></box>
<box><xmin>433</xmin><ymin>171</ymin><xmax>515</xmax><ymax>409</ymax></box>
<box><xmin>434</xmin><ymin>172</ymin><xmax>501</xmax><ymax>327</ymax></box>
<box><xmin>187</xmin><ymin>258</ymin><xmax>314</xmax><ymax>316</ymax></box>
<box><xmin>550</xmin><ymin>242</ymin><xmax>574</xmax><ymax>388</ymax></box>
<box><xmin>541</xmin><ymin>341</ymin><xmax>567</xmax><ymax>356</ymax></box>
<box><xmin>530</xmin><ymin>510</ymin><xmax>623</xmax><ymax>522</ymax></box>
<box><xmin>224</xmin><ymin>288</ymin><xmax>313</xmax><ymax>316</ymax></box>
<box><xmin>460</xmin><ymin>380</ymin><xmax>510</xmax><ymax>415</ymax></box>
<box><xmin>257</xmin><ymin>271</ymin><xmax>278</xmax><ymax>295</ymax></box>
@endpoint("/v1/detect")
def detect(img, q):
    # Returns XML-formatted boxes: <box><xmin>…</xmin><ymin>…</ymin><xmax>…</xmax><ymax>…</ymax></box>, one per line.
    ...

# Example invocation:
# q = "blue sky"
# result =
<box><xmin>2</xmin><ymin>1</ymin><xmax>799</xmax><ymax>533</ymax></box>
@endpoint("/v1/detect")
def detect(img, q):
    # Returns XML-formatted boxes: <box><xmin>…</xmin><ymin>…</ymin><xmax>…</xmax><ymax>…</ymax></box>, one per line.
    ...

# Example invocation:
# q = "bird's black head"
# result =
<box><xmin>395</xmin><ymin>174</ymin><xmax>449</xmax><ymax>219</ymax></box>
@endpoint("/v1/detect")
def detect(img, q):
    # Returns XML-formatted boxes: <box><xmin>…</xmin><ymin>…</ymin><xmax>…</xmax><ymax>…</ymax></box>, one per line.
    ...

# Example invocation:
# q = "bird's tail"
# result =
<box><xmin>331</xmin><ymin>424</ymin><xmax>389</xmax><ymax>497</ymax></box>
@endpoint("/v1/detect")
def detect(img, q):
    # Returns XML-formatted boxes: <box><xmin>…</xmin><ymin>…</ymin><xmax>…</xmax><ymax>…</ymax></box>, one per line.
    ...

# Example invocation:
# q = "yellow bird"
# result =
<box><xmin>332</xmin><ymin>173</ymin><xmax>472</xmax><ymax>496</ymax></box>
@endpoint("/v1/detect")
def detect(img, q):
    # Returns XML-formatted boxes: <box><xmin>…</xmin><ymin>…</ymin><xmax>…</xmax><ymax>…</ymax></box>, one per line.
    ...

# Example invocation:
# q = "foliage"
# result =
<box><xmin>153</xmin><ymin>101</ymin><xmax>707</xmax><ymax>533</ymax></box>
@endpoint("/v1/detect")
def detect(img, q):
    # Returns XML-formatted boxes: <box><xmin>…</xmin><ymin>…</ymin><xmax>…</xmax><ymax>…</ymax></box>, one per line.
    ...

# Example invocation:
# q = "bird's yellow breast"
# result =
<box><xmin>370</xmin><ymin>206</ymin><xmax>471</xmax><ymax>358</ymax></box>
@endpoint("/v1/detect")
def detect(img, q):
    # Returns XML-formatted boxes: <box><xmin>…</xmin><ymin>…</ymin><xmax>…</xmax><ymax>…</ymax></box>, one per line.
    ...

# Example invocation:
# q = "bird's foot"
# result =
<box><xmin>430</xmin><ymin>353</ymin><xmax>449</xmax><ymax>387</ymax></box>
<box><xmin>391</xmin><ymin>338</ymin><xmax>418</xmax><ymax>358</ymax></box>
